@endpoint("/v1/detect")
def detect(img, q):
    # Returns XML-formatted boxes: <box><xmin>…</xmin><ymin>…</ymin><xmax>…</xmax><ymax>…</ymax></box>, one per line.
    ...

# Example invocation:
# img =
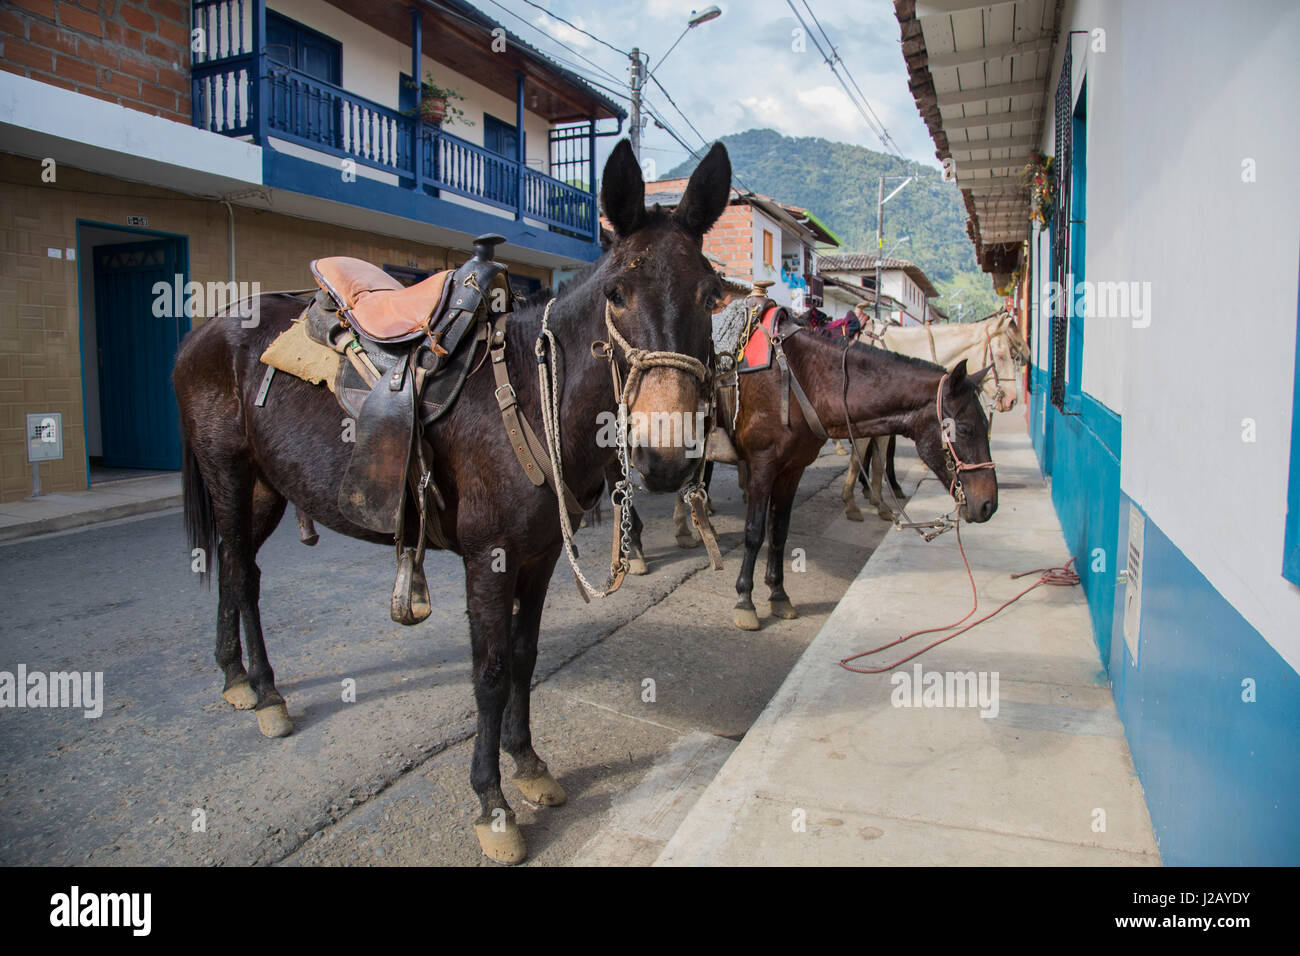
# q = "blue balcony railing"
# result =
<box><xmin>190</xmin><ymin>0</ymin><xmax>597</xmax><ymax>239</ymax></box>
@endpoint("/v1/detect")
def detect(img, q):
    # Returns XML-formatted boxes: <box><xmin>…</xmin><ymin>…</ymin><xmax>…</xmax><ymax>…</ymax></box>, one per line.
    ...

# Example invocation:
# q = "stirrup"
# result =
<box><xmin>391</xmin><ymin>548</ymin><xmax>432</xmax><ymax>625</ymax></box>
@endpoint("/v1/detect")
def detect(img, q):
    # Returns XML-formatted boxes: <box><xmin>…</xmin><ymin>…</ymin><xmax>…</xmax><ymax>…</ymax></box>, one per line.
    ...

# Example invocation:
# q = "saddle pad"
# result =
<box><xmin>738</xmin><ymin>306</ymin><xmax>780</xmax><ymax>374</ymax></box>
<box><xmin>260</xmin><ymin>318</ymin><xmax>341</xmax><ymax>393</ymax></box>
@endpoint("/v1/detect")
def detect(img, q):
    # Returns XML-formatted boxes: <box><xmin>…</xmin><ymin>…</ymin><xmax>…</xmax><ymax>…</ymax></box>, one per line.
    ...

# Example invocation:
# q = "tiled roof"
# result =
<box><xmin>818</xmin><ymin>254</ymin><xmax>939</xmax><ymax>298</ymax></box>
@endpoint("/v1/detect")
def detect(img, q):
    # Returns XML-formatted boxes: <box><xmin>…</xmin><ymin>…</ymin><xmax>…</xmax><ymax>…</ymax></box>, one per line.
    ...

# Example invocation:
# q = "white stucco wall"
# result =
<box><xmin>1044</xmin><ymin>0</ymin><xmax>1300</xmax><ymax>666</ymax></box>
<box><xmin>270</xmin><ymin>0</ymin><xmax>550</xmax><ymax>170</ymax></box>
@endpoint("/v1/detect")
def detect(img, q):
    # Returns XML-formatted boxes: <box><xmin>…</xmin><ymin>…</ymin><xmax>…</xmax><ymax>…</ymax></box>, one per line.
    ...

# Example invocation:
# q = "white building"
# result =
<box><xmin>818</xmin><ymin>254</ymin><xmax>940</xmax><ymax>325</ymax></box>
<box><xmin>898</xmin><ymin>0</ymin><xmax>1300</xmax><ymax>864</ymax></box>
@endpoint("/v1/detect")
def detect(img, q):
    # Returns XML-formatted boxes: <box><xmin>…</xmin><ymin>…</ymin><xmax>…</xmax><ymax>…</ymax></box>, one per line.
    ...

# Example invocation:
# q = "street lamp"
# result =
<box><xmin>629</xmin><ymin>6</ymin><xmax>723</xmax><ymax>161</ymax></box>
<box><xmin>885</xmin><ymin>236</ymin><xmax>910</xmax><ymax>259</ymax></box>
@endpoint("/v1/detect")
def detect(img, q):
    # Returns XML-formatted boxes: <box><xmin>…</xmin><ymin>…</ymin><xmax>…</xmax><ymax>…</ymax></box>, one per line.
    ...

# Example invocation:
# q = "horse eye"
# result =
<box><xmin>606</xmin><ymin>286</ymin><xmax>625</xmax><ymax>308</ymax></box>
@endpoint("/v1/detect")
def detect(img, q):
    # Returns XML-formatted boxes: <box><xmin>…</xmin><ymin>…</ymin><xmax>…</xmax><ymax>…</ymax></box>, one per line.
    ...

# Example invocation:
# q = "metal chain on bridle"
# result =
<box><xmin>536</xmin><ymin>299</ymin><xmax>711</xmax><ymax>601</ymax></box>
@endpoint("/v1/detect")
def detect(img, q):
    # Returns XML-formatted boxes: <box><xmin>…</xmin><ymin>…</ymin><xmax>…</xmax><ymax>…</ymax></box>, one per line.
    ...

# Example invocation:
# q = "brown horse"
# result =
<box><xmin>720</xmin><ymin>317</ymin><xmax>998</xmax><ymax>629</ymax></box>
<box><xmin>173</xmin><ymin>139</ymin><xmax>733</xmax><ymax>864</ymax></box>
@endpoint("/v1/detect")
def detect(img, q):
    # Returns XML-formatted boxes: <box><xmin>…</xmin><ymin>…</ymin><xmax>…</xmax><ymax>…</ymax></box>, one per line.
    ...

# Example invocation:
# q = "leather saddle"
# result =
<box><xmin>735</xmin><ymin>281</ymin><xmax>789</xmax><ymax>374</ymax></box>
<box><xmin>301</xmin><ymin>234</ymin><xmax>513</xmax><ymax>625</ymax></box>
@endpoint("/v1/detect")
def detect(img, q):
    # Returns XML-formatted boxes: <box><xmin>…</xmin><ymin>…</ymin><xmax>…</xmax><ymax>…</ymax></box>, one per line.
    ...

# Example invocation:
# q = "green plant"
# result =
<box><xmin>403</xmin><ymin>72</ymin><xmax>472</xmax><ymax>127</ymax></box>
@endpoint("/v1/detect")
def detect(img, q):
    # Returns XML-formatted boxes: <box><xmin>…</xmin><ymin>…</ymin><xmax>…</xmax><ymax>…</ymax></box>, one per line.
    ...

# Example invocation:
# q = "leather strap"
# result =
<box><xmin>488</xmin><ymin>315</ymin><xmax>584</xmax><ymax>514</ymax></box>
<box><xmin>761</xmin><ymin>318</ymin><xmax>830</xmax><ymax>441</ymax></box>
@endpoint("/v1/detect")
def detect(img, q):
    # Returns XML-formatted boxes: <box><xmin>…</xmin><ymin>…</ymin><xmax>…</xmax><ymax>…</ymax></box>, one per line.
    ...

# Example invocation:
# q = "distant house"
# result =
<box><xmin>642</xmin><ymin>180</ymin><xmax>840</xmax><ymax>310</ymax></box>
<box><xmin>817</xmin><ymin>254</ymin><xmax>940</xmax><ymax>325</ymax></box>
<box><xmin>0</xmin><ymin>0</ymin><xmax>623</xmax><ymax>499</ymax></box>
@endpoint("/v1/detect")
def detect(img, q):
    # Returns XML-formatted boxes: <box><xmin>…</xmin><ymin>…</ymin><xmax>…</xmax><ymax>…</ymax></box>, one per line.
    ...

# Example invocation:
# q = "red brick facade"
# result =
<box><xmin>645</xmin><ymin>178</ymin><xmax>755</xmax><ymax>280</ymax></box>
<box><xmin>0</xmin><ymin>0</ymin><xmax>191</xmax><ymax>123</ymax></box>
<box><xmin>701</xmin><ymin>203</ymin><xmax>754</xmax><ymax>280</ymax></box>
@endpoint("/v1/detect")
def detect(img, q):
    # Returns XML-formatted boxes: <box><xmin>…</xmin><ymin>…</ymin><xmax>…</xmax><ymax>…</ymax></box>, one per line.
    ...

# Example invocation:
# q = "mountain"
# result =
<box><xmin>664</xmin><ymin>128</ymin><xmax>1000</xmax><ymax>320</ymax></box>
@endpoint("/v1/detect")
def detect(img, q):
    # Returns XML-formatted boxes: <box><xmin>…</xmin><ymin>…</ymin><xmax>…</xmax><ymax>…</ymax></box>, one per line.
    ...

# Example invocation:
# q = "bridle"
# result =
<box><xmin>535</xmin><ymin>298</ymin><xmax>715</xmax><ymax>600</ymax></box>
<box><xmin>936</xmin><ymin>371</ymin><xmax>996</xmax><ymax>513</ymax></box>
<box><xmin>840</xmin><ymin>357</ymin><xmax>996</xmax><ymax>540</ymax></box>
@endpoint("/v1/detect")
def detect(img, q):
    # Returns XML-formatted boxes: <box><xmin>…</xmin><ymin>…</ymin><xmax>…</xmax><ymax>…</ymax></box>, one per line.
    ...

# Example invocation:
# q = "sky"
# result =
<box><xmin>482</xmin><ymin>0</ymin><xmax>941</xmax><ymax>177</ymax></box>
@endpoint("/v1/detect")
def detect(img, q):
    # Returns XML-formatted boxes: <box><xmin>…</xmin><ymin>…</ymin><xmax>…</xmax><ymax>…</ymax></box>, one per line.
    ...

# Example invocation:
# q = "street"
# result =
<box><xmin>0</xmin><ymin>447</ymin><xmax>895</xmax><ymax>866</ymax></box>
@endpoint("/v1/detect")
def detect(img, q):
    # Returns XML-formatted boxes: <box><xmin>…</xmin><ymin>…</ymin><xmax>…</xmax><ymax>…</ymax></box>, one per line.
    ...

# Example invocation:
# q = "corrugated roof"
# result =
<box><xmin>892</xmin><ymin>0</ymin><xmax>1062</xmax><ymax>273</ymax></box>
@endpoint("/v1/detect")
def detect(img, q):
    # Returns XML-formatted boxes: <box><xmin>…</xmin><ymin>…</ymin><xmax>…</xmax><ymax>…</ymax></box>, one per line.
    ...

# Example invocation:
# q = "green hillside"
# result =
<box><xmin>665</xmin><ymin>128</ymin><xmax>1000</xmax><ymax>320</ymax></box>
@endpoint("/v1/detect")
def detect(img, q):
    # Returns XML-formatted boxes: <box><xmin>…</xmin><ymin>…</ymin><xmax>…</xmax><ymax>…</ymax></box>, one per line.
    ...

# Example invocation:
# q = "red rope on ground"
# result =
<box><xmin>838</xmin><ymin>520</ymin><xmax>1080</xmax><ymax>674</ymax></box>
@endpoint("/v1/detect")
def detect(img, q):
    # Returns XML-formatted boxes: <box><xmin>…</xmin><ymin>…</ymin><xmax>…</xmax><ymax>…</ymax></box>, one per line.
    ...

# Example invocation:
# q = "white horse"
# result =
<box><xmin>843</xmin><ymin>311</ymin><xmax>1027</xmax><ymax>522</ymax></box>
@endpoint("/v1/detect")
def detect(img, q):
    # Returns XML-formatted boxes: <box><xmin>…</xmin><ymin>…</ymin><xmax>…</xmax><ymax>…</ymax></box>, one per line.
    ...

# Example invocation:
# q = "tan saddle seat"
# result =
<box><xmin>311</xmin><ymin>256</ymin><xmax>453</xmax><ymax>343</ymax></box>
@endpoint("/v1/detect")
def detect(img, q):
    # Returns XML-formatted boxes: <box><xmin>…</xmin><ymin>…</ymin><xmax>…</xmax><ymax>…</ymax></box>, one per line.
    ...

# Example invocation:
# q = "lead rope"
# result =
<box><xmin>837</xmin><ymin>370</ymin><xmax>1077</xmax><ymax>672</ymax></box>
<box><xmin>537</xmin><ymin>299</ymin><xmax>624</xmax><ymax>600</ymax></box>
<box><xmin>838</xmin><ymin>523</ymin><xmax>1079</xmax><ymax>673</ymax></box>
<box><xmin>537</xmin><ymin>300</ymin><xmax>711</xmax><ymax>601</ymax></box>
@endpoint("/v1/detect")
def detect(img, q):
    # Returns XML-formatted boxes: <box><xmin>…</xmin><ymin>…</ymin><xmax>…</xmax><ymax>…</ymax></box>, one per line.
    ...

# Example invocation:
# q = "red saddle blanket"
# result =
<box><xmin>739</xmin><ymin>306</ymin><xmax>781</xmax><ymax>373</ymax></box>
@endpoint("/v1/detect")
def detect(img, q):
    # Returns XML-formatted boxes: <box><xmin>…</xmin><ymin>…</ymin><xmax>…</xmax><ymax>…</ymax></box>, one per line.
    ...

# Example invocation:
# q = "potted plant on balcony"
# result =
<box><xmin>404</xmin><ymin>72</ymin><xmax>471</xmax><ymax>127</ymax></box>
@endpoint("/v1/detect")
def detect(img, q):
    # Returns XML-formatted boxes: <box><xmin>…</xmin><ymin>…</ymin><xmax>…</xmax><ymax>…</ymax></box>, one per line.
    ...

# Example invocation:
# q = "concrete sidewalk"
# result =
<box><xmin>0</xmin><ymin>473</ymin><xmax>181</xmax><ymax>542</ymax></box>
<box><xmin>657</xmin><ymin>415</ymin><xmax>1160</xmax><ymax>866</ymax></box>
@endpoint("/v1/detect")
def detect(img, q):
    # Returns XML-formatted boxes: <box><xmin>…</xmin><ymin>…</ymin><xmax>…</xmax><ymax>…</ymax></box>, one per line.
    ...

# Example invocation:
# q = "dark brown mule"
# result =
<box><xmin>173</xmin><ymin>139</ymin><xmax>733</xmax><ymax>863</ymax></box>
<box><xmin>717</xmin><ymin>320</ymin><xmax>998</xmax><ymax>630</ymax></box>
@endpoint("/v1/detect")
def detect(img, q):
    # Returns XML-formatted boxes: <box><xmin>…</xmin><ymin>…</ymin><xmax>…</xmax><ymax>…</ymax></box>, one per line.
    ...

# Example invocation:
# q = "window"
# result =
<box><xmin>1049</xmin><ymin>41</ymin><xmax>1073</xmax><ymax>411</ymax></box>
<box><xmin>483</xmin><ymin>114</ymin><xmax>519</xmax><ymax>158</ymax></box>
<box><xmin>762</xmin><ymin>230</ymin><xmax>773</xmax><ymax>268</ymax></box>
<box><xmin>266</xmin><ymin>11</ymin><xmax>340</xmax><ymax>85</ymax></box>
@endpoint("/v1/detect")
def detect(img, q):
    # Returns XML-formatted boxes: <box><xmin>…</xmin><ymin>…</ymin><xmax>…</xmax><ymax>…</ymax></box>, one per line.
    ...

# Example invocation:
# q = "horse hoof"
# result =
<box><xmin>628</xmin><ymin>554</ymin><xmax>648</xmax><ymax>576</ymax></box>
<box><xmin>676</xmin><ymin>534</ymin><xmax>698</xmax><ymax>550</ymax></box>
<box><xmin>845</xmin><ymin>509</ymin><xmax>864</xmax><ymax>523</ymax></box>
<box><xmin>474</xmin><ymin>819</ymin><xmax>526</xmax><ymax>865</ymax></box>
<box><xmin>835</xmin><ymin>445</ymin><xmax>848</xmax><ymax>456</ymax></box>
<box><xmin>256</xmin><ymin>703</ymin><xmax>293</xmax><ymax>738</ymax></box>
<box><xmin>733</xmin><ymin>606</ymin><xmax>760</xmax><ymax>631</ymax></box>
<box><xmin>221</xmin><ymin>679</ymin><xmax>258</xmax><ymax>711</ymax></box>
<box><xmin>770</xmin><ymin>598</ymin><xmax>799</xmax><ymax>620</ymax></box>
<box><xmin>515</xmin><ymin>770</ymin><xmax>566</xmax><ymax>806</ymax></box>
<box><xmin>877</xmin><ymin>510</ymin><xmax>894</xmax><ymax>522</ymax></box>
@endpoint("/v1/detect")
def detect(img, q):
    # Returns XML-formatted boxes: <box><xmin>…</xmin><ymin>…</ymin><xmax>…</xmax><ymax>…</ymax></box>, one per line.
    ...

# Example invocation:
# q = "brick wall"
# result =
<box><xmin>0</xmin><ymin>0</ymin><xmax>192</xmax><ymax>124</ymax></box>
<box><xmin>701</xmin><ymin>204</ymin><xmax>753</xmax><ymax>280</ymax></box>
<box><xmin>0</xmin><ymin>154</ymin><xmax>552</xmax><ymax>502</ymax></box>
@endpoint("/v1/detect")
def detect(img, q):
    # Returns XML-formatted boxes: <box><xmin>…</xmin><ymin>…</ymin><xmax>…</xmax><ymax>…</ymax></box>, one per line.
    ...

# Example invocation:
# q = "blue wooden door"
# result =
<box><xmin>92</xmin><ymin>239</ymin><xmax>184</xmax><ymax>469</ymax></box>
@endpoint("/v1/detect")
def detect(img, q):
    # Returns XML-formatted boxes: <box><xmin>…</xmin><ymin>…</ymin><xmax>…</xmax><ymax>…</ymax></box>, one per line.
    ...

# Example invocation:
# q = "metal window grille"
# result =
<box><xmin>1050</xmin><ymin>42</ymin><xmax>1073</xmax><ymax>411</ymax></box>
<box><xmin>548</xmin><ymin>122</ymin><xmax>593</xmax><ymax>191</ymax></box>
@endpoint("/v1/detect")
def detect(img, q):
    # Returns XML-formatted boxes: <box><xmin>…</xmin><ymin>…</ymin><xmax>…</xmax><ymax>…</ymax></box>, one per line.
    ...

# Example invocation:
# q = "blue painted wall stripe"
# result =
<box><xmin>1110</xmin><ymin>497</ymin><xmax>1300</xmax><ymax>865</ymax></box>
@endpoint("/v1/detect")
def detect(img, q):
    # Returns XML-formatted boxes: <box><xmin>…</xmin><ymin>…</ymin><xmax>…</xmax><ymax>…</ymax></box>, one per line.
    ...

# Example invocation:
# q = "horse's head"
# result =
<box><xmin>599</xmin><ymin>138</ymin><xmax>731</xmax><ymax>491</ymax></box>
<box><xmin>982</xmin><ymin>313</ymin><xmax>1024</xmax><ymax>412</ymax></box>
<box><xmin>913</xmin><ymin>360</ymin><xmax>998</xmax><ymax>522</ymax></box>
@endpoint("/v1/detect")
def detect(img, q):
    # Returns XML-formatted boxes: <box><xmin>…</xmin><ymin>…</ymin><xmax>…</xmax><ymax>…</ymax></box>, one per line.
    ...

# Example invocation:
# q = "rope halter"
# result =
<box><xmin>596</xmin><ymin>301</ymin><xmax>711</xmax><ymax>408</ymax></box>
<box><xmin>937</xmin><ymin>371</ymin><xmax>996</xmax><ymax>510</ymax></box>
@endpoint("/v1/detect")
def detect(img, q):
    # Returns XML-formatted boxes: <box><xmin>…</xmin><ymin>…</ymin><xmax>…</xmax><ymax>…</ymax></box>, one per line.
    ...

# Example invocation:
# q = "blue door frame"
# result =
<box><xmin>79</xmin><ymin>222</ymin><xmax>190</xmax><ymax>472</ymax></box>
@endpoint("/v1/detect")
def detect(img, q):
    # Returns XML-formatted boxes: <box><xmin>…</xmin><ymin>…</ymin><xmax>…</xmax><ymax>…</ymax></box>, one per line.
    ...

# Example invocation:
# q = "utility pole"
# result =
<box><xmin>628</xmin><ymin>48</ymin><xmax>644</xmax><ymax>162</ymax></box>
<box><xmin>875</xmin><ymin>174</ymin><xmax>912</xmax><ymax>324</ymax></box>
<box><xmin>875</xmin><ymin>176</ymin><xmax>884</xmax><ymax>324</ymax></box>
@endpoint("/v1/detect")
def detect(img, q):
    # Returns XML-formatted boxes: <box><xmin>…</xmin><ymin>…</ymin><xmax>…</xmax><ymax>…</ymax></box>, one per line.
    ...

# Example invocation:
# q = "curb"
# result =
<box><xmin>0</xmin><ymin>492</ymin><xmax>182</xmax><ymax>543</ymax></box>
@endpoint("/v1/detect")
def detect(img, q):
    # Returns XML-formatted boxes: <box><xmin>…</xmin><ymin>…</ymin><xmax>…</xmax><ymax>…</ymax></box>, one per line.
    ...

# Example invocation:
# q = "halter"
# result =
<box><xmin>937</xmin><ymin>371</ymin><xmax>997</xmax><ymax>510</ymax></box>
<box><xmin>536</xmin><ymin>299</ymin><xmax>714</xmax><ymax>601</ymax></box>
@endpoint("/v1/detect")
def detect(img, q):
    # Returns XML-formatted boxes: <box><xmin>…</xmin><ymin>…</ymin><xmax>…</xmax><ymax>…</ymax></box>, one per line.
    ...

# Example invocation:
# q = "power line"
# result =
<box><xmin>799</xmin><ymin>0</ymin><xmax>906</xmax><ymax>158</ymax></box>
<box><xmin>785</xmin><ymin>0</ymin><xmax>908</xmax><ymax>162</ymax></box>
<box><xmin>479</xmin><ymin>0</ymin><xmax>625</xmax><ymax>87</ymax></box>
<box><xmin>512</xmin><ymin>0</ymin><xmax>630</xmax><ymax>59</ymax></box>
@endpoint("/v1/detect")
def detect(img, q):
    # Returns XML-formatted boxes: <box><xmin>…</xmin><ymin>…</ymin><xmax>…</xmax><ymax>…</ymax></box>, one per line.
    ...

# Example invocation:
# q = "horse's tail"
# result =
<box><xmin>181</xmin><ymin>438</ymin><xmax>218</xmax><ymax>587</ymax></box>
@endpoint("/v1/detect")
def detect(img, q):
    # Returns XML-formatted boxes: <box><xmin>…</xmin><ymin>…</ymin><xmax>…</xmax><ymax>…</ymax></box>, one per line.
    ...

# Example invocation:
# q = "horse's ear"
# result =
<box><xmin>601</xmin><ymin>139</ymin><xmax>646</xmax><ymax>238</ymax></box>
<box><xmin>968</xmin><ymin>363</ymin><xmax>992</xmax><ymax>388</ymax></box>
<box><xmin>948</xmin><ymin>360</ymin><xmax>969</xmax><ymax>390</ymax></box>
<box><xmin>673</xmin><ymin>142</ymin><xmax>732</xmax><ymax>237</ymax></box>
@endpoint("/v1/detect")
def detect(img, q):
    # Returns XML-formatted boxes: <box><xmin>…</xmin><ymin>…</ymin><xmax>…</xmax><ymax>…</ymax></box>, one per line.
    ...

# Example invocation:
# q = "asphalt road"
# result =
<box><xmin>0</xmin><ymin>447</ymin><xmax>898</xmax><ymax>866</ymax></box>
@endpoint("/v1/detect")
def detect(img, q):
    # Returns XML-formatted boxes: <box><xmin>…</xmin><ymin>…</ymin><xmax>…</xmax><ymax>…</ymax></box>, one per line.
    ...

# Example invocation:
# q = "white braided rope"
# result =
<box><xmin>535</xmin><ymin>300</ymin><xmax>611</xmax><ymax>599</ymax></box>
